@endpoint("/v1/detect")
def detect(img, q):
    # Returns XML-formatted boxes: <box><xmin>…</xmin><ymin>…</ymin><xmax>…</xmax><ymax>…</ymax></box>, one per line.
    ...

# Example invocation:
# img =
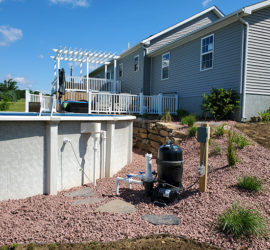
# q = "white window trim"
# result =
<box><xmin>119</xmin><ymin>63</ymin><xmax>123</xmax><ymax>77</ymax></box>
<box><xmin>200</xmin><ymin>34</ymin><xmax>214</xmax><ymax>72</ymax></box>
<box><xmin>134</xmin><ymin>55</ymin><xmax>139</xmax><ymax>72</ymax></box>
<box><xmin>161</xmin><ymin>52</ymin><xmax>170</xmax><ymax>80</ymax></box>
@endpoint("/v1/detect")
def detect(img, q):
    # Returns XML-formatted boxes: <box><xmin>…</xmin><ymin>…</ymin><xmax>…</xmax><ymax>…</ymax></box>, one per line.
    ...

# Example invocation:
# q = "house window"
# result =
<box><xmin>161</xmin><ymin>52</ymin><xmax>170</xmax><ymax>80</ymax></box>
<box><xmin>134</xmin><ymin>55</ymin><xmax>139</xmax><ymax>72</ymax></box>
<box><xmin>106</xmin><ymin>71</ymin><xmax>112</xmax><ymax>80</ymax></box>
<box><xmin>119</xmin><ymin>63</ymin><xmax>123</xmax><ymax>77</ymax></box>
<box><xmin>201</xmin><ymin>34</ymin><xmax>214</xmax><ymax>71</ymax></box>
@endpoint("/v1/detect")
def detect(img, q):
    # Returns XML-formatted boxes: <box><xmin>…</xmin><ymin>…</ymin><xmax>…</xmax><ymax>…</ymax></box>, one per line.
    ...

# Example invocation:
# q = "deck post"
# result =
<box><xmin>88</xmin><ymin>90</ymin><xmax>92</xmax><ymax>114</ymax></box>
<box><xmin>113</xmin><ymin>59</ymin><xmax>117</xmax><ymax>93</ymax></box>
<box><xmin>105</xmin><ymin>64</ymin><xmax>108</xmax><ymax>80</ymax></box>
<box><xmin>54</xmin><ymin>60</ymin><xmax>57</xmax><ymax>78</ymax></box>
<box><xmin>86</xmin><ymin>59</ymin><xmax>89</xmax><ymax>93</ymax></box>
<box><xmin>25</xmin><ymin>90</ymin><xmax>30</xmax><ymax>112</ymax></box>
<box><xmin>158</xmin><ymin>93</ymin><xmax>163</xmax><ymax>115</ymax></box>
<box><xmin>57</xmin><ymin>58</ymin><xmax>60</xmax><ymax>92</ymax></box>
<box><xmin>139</xmin><ymin>92</ymin><xmax>144</xmax><ymax>115</ymax></box>
<box><xmin>39</xmin><ymin>93</ymin><xmax>43</xmax><ymax>112</ymax></box>
<box><xmin>80</xmin><ymin>62</ymin><xmax>83</xmax><ymax>81</ymax></box>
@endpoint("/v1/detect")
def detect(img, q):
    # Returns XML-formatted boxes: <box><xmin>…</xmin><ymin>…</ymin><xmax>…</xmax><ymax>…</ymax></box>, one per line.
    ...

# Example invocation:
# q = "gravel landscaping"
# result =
<box><xmin>0</xmin><ymin>123</ymin><xmax>269</xmax><ymax>249</ymax></box>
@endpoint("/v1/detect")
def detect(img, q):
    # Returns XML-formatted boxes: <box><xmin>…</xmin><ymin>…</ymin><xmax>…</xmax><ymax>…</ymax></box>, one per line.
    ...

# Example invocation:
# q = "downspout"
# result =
<box><xmin>237</xmin><ymin>12</ymin><xmax>249</xmax><ymax>121</ymax></box>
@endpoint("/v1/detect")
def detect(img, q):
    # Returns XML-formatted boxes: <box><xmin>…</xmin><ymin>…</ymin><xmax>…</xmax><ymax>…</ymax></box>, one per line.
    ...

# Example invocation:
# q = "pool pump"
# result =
<box><xmin>116</xmin><ymin>140</ymin><xmax>184</xmax><ymax>205</ymax></box>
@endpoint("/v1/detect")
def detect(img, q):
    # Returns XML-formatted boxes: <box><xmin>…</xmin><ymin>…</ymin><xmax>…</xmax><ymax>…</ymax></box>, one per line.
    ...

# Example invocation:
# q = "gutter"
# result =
<box><xmin>237</xmin><ymin>11</ymin><xmax>249</xmax><ymax>121</ymax></box>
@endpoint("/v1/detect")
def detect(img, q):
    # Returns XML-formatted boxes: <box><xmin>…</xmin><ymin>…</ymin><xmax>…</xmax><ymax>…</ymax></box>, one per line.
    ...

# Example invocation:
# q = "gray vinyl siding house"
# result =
<box><xmin>117</xmin><ymin>48</ymin><xmax>145</xmax><ymax>94</ymax></box>
<box><xmin>150</xmin><ymin>21</ymin><xmax>243</xmax><ymax>114</ymax></box>
<box><xmin>90</xmin><ymin>1</ymin><xmax>270</xmax><ymax>120</ymax></box>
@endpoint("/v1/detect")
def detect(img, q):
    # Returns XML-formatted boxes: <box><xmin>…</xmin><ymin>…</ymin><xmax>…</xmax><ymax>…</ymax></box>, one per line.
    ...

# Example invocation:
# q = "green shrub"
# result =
<box><xmin>259</xmin><ymin>110</ymin><xmax>270</xmax><ymax>122</ymax></box>
<box><xmin>7</xmin><ymin>243</ymin><xmax>18</xmax><ymax>250</ymax></box>
<box><xmin>177</xmin><ymin>109</ymin><xmax>189</xmax><ymax>120</ymax></box>
<box><xmin>227</xmin><ymin>131</ymin><xmax>238</xmax><ymax>167</ymax></box>
<box><xmin>161</xmin><ymin>109</ymin><xmax>172</xmax><ymax>122</ymax></box>
<box><xmin>237</xmin><ymin>176</ymin><xmax>263</xmax><ymax>192</ymax></box>
<box><xmin>218</xmin><ymin>202</ymin><xmax>268</xmax><ymax>238</ymax></box>
<box><xmin>188</xmin><ymin>126</ymin><xmax>197</xmax><ymax>137</ymax></box>
<box><xmin>232</xmin><ymin>132</ymin><xmax>249</xmax><ymax>149</ymax></box>
<box><xmin>210</xmin><ymin>144</ymin><xmax>222</xmax><ymax>156</ymax></box>
<box><xmin>201</xmin><ymin>88</ymin><xmax>240</xmax><ymax>120</ymax></box>
<box><xmin>0</xmin><ymin>101</ymin><xmax>10</xmax><ymax>111</ymax></box>
<box><xmin>215</xmin><ymin>125</ymin><xmax>225</xmax><ymax>137</ymax></box>
<box><xmin>0</xmin><ymin>92</ymin><xmax>11</xmax><ymax>111</ymax></box>
<box><xmin>181</xmin><ymin>114</ymin><xmax>196</xmax><ymax>127</ymax></box>
<box><xmin>142</xmin><ymin>113</ymin><xmax>148</xmax><ymax>119</ymax></box>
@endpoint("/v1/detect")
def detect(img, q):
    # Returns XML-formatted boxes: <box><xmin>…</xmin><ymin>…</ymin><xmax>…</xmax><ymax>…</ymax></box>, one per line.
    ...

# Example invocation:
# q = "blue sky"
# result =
<box><xmin>0</xmin><ymin>0</ymin><xmax>261</xmax><ymax>93</ymax></box>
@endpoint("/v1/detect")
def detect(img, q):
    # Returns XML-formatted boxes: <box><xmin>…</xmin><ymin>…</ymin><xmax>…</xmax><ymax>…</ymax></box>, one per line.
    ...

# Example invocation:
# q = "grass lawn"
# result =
<box><xmin>6</xmin><ymin>99</ymin><xmax>25</xmax><ymax>112</ymax></box>
<box><xmin>235</xmin><ymin>122</ymin><xmax>270</xmax><ymax>150</ymax></box>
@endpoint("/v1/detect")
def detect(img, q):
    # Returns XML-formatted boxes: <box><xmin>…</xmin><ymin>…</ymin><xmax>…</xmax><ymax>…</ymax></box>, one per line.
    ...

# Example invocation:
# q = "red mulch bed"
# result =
<box><xmin>0</xmin><ymin>123</ymin><xmax>269</xmax><ymax>249</ymax></box>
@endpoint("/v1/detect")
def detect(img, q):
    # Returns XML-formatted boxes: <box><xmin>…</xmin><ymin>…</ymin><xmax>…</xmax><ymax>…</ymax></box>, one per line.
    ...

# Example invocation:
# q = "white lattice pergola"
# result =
<box><xmin>51</xmin><ymin>47</ymin><xmax>119</xmax><ymax>80</ymax></box>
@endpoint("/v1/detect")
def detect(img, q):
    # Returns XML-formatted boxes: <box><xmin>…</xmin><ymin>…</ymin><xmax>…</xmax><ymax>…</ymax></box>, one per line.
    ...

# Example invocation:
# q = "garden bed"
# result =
<box><xmin>0</xmin><ymin>122</ymin><xmax>269</xmax><ymax>249</ymax></box>
<box><xmin>235</xmin><ymin>122</ymin><xmax>270</xmax><ymax>150</ymax></box>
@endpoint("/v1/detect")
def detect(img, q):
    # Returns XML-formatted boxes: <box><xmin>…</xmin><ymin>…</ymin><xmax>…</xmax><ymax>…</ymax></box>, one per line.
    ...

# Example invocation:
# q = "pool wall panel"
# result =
<box><xmin>0</xmin><ymin>122</ymin><xmax>46</xmax><ymax>200</ymax></box>
<box><xmin>0</xmin><ymin>119</ymin><xmax>133</xmax><ymax>201</ymax></box>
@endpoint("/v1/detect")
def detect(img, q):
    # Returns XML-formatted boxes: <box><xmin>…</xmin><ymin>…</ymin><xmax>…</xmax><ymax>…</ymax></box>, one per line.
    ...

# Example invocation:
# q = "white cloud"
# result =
<box><xmin>5</xmin><ymin>74</ymin><xmax>32</xmax><ymax>89</ymax></box>
<box><xmin>49</xmin><ymin>0</ymin><xmax>89</xmax><ymax>7</ymax></box>
<box><xmin>202</xmin><ymin>0</ymin><xmax>213</xmax><ymax>7</ymax></box>
<box><xmin>0</xmin><ymin>25</ymin><xmax>23</xmax><ymax>46</ymax></box>
<box><xmin>39</xmin><ymin>54</ymin><xmax>44</xmax><ymax>59</ymax></box>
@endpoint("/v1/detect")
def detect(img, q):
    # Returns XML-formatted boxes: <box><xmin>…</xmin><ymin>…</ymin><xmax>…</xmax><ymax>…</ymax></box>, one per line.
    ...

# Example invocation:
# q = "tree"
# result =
<box><xmin>0</xmin><ymin>79</ymin><xmax>18</xmax><ymax>92</ymax></box>
<box><xmin>0</xmin><ymin>78</ymin><xmax>20</xmax><ymax>102</ymax></box>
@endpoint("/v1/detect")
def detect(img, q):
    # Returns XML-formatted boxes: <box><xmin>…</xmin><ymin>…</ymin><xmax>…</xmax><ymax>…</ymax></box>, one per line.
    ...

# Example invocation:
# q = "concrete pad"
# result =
<box><xmin>141</xmin><ymin>214</ymin><xmax>180</xmax><ymax>225</ymax></box>
<box><xmin>96</xmin><ymin>199</ymin><xmax>136</xmax><ymax>214</ymax></box>
<box><xmin>72</xmin><ymin>197</ymin><xmax>104</xmax><ymax>206</ymax></box>
<box><xmin>64</xmin><ymin>187</ymin><xmax>95</xmax><ymax>198</ymax></box>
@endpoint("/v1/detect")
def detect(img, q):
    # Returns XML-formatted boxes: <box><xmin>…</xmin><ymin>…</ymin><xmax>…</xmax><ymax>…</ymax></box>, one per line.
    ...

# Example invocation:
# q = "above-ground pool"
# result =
<box><xmin>0</xmin><ymin>112</ymin><xmax>135</xmax><ymax>201</ymax></box>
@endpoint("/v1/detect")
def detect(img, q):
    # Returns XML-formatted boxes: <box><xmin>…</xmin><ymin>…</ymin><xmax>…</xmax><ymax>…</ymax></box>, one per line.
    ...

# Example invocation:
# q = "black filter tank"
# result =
<box><xmin>156</xmin><ymin>140</ymin><xmax>184</xmax><ymax>188</ymax></box>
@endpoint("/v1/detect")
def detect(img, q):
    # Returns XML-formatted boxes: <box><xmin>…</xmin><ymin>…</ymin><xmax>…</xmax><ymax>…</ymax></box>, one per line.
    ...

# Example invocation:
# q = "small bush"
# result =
<box><xmin>227</xmin><ymin>131</ymin><xmax>238</xmax><ymax>167</ymax></box>
<box><xmin>142</xmin><ymin>113</ymin><xmax>148</xmax><ymax>119</ymax></box>
<box><xmin>188</xmin><ymin>126</ymin><xmax>197</xmax><ymax>137</ymax></box>
<box><xmin>0</xmin><ymin>101</ymin><xmax>10</xmax><ymax>111</ymax></box>
<box><xmin>177</xmin><ymin>109</ymin><xmax>189</xmax><ymax>120</ymax></box>
<box><xmin>237</xmin><ymin>176</ymin><xmax>263</xmax><ymax>192</ymax></box>
<box><xmin>259</xmin><ymin>110</ymin><xmax>270</xmax><ymax>122</ymax></box>
<box><xmin>218</xmin><ymin>202</ymin><xmax>268</xmax><ymax>238</ymax></box>
<box><xmin>232</xmin><ymin>132</ymin><xmax>249</xmax><ymax>149</ymax></box>
<box><xmin>201</xmin><ymin>88</ymin><xmax>240</xmax><ymax>120</ymax></box>
<box><xmin>161</xmin><ymin>109</ymin><xmax>172</xmax><ymax>122</ymax></box>
<box><xmin>215</xmin><ymin>125</ymin><xmax>225</xmax><ymax>137</ymax></box>
<box><xmin>210</xmin><ymin>145</ymin><xmax>222</xmax><ymax>157</ymax></box>
<box><xmin>181</xmin><ymin>114</ymin><xmax>196</xmax><ymax>127</ymax></box>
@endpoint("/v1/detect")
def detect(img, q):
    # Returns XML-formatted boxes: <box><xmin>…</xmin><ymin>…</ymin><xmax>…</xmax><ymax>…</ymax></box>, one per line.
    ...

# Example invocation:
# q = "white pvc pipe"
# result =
<box><xmin>145</xmin><ymin>153</ymin><xmax>152</xmax><ymax>178</ymax></box>
<box><xmin>116</xmin><ymin>177</ymin><xmax>143</xmax><ymax>195</ymax></box>
<box><xmin>100</xmin><ymin>131</ymin><xmax>106</xmax><ymax>179</ymax></box>
<box><xmin>93</xmin><ymin>135</ymin><xmax>98</xmax><ymax>186</ymax></box>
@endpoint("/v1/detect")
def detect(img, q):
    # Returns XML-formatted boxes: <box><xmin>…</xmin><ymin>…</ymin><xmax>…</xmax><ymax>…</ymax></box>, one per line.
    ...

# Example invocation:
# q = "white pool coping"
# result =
<box><xmin>0</xmin><ymin>114</ymin><xmax>136</xmax><ymax>122</ymax></box>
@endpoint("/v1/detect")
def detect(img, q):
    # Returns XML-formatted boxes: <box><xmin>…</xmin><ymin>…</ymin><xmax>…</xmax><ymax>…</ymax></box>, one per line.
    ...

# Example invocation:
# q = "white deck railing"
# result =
<box><xmin>25</xmin><ymin>90</ymin><xmax>56</xmax><ymax>115</ymax></box>
<box><xmin>51</xmin><ymin>76</ymin><xmax>121</xmax><ymax>94</ymax></box>
<box><xmin>88</xmin><ymin>92</ymin><xmax>178</xmax><ymax>115</ymax></box>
